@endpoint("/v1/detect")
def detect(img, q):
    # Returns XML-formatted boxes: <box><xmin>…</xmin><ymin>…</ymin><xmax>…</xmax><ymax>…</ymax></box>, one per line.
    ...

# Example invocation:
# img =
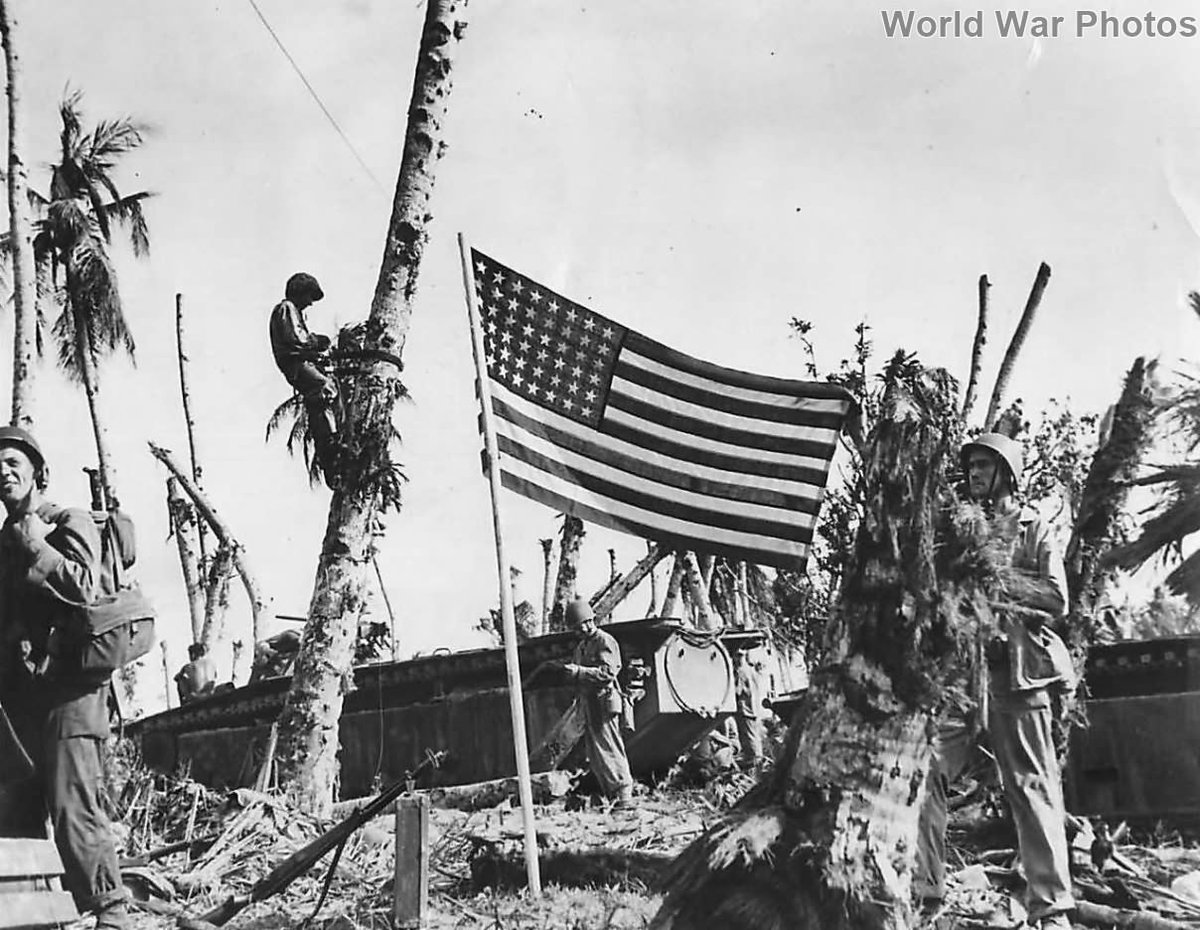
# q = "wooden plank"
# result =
<box><xmin>0</xmin><ymin>839</ymin><xmax>63</xmax><ymax>879</ymax></box>
<box><xmin>0</xmin><ymin>891</ymin><xmax>78</xmax><ymax>929</ymax></box>
<box><xmin>393</xmin><ymin>795</ymin><xmax>428</xmax><ymax>929</ymax></box>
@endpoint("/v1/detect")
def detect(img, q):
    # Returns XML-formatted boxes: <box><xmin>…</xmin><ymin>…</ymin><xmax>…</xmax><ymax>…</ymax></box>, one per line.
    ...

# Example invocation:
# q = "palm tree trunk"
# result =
<box><xmin>149</xmin><ymin>443</ymin><xmax>270</xmax><ymax>644</ymax></box>
<box><xmin>166</xmin><ymin>476</ymin><xmax>205</xmax><ymax>641</ymax></box>
<box><xmin>682</xmin><ymin>551</ymin><xmax>719</xmax><ymax>631</ymax></box>
<box><xmin>983</xmin><ymin>262</ymin><xmax>1051</xmax><ymax>430</ymax></box>
<box><xmin>77</xmin><ymin>337</ymin><xmax>120</xmax><ymax>509</ymax></box>
<box><xmin>654</xmin><ymin>366</ymin><xmax>971</xmax><ymax>930</ymax></box>
<box><xmin>273</xmin><ymin>0</ymin><xmax>469</xmax><ymax>816</ymax></box>
<box><xmin>1065</xmin><ymin>357</ymin><xmax>1156</xmax><ymax>658</ymax></box>
<box><xmin>539</xmin><ymin>538</ymin><xmax>554</xmax><ymax>634</ymax></box>
<box><xmin>959</xmin><ymin>274</ymin><xmax>989</xmax><ymax>422</ymax></box>
<box><xmin>1</xmin><ymin>0</ymin><xmax>38</xmax><ymax>429</ymax></box>
<box><xmin>548</xmin><ymin>514</ymin><xmax>585</xmax><ymax>632</ymax></box>
<box><xmin>175</xmin><ymin>292</ymin><xmax>211</xmax><ymax>566</ymax></box>
<box><xmin>200</xmin><ymin>544</ymin><xmax>235</xmax><ymax>651</ymax></box>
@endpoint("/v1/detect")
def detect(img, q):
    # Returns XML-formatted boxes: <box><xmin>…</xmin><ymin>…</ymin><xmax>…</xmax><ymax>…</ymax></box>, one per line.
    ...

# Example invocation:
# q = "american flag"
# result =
<box><xmin>470</xmin><ymin>249</ymin><xmax>857</xmax><ymax>569</ymax></box>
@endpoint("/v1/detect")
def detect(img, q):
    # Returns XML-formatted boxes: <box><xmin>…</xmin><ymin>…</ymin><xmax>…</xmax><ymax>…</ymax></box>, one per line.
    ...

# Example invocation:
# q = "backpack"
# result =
<box><xmin>69</xmin><ymin>509</ymin><xmax>157</xmax><ymax>677</ymax></box>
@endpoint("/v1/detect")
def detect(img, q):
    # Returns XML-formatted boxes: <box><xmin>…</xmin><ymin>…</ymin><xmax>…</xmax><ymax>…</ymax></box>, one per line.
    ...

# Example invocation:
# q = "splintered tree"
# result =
<box><xmin>273</xmin><ymin>0</ymin><xmax>470</xmax><ymax>815</ymax></box>
<box><xmin>652</xmin><ymin>356</ymin><xmax>1026</xmax><ymax>930</ymax></box>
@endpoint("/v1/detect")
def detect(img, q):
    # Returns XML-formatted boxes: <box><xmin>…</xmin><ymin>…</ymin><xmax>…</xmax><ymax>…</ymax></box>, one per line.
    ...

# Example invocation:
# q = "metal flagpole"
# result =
<box><xmin>457</xmin><ymin>232</ymin><xmax>542</xmax><ymax>896</ymax></box>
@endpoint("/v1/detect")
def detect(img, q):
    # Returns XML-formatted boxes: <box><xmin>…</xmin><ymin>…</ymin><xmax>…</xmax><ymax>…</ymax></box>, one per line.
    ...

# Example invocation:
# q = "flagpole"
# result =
<box><xmin>457</xmin><ymin>232</ymin><xmax>542</xmax><ymax>896</ymax></box>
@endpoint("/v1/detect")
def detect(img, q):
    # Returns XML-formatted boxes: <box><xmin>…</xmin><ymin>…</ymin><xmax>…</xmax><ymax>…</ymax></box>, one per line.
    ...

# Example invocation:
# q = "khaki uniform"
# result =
<box><xmin>917</xmin><ymin>508</ymin><xmax>1074</xmax><ymax>922</ymax></box>
<box><xmin>0</xmin><ymin>503</ymin><xmax>126</xmax><ymax>914</ymax></box>
<box><xmin>567</xmin><ymin>628</ymin><xmax>633</xmax><ymax>800</ymax></box>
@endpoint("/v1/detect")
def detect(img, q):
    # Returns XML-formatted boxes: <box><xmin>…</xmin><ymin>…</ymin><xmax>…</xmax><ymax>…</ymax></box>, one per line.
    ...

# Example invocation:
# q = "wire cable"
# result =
<box><xmin>244</xmin><ymin>0</ymin><xmax>387</xmax><ymax>194</ymax></box>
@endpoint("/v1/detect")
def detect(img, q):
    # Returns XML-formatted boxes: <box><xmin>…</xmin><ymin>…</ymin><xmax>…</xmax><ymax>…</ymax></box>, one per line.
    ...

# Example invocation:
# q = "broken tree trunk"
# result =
<box><xmin>983</xmin><ymin>262</ymin><xmax>1052</xmax><ymax>430</ymax></box>
<box><xmin>652</xmin><ymin>362</ymin><xmax>993</xmax><ymax>930</ymax></box>
<box><xmin>539</xmin><ymin>538</ymin><xmax>554</xmax><ymax>635</ymax></box>
<box><xmin>200</xmin><ymin>544</ymin><xmax>236</xmax><ymax>652</ymax></box>
<box><xmin>1066</xmin><ymin>357</ymin><xmax>1157</xmax><ymax>660</ymax></box>
<box><xmin>175</xmin><ymin>292</ymin><xmax>212</xmax><ymax>566</ymax></box>
<box><xmin>960</xmin><ymin>274</ymin><xmax>989</xmax><ymax>422</ymax></box>
<box><xmin>2</xmin><ymin>0</ymin><xmax>38</xmax><ymax>430</ymax></box>
<box><xmin>166</xmin><ymin>476</ymin><xmax>205</xmax><ymax>642</ymax></box>
<box><xmin>549</xmin><ymin>514</ymin><xmax>585</xmax><ymax>631</ymax></box>
<box><xmin>682</xmin><ymin>551</ymin><xmax>719</xmax><ymax>631</ymax></box>
<box><xmin>660</xmin><ymin>554</ymin><xmax>685</xmax><ymax>619</ymax></box>
<box><xmin>149</xmin><ymin>443</ymin><xmax>270</xmax><ymax>644</ymax></box>
<box><xmin>272</xmin><ymin>0</ymin><xmax>470</xmax><ymax>817</ymax></box>
<box><xmin>590</xmin><ymin>543</ymin><xmax>667</xmax><ymax>620</ymax></box>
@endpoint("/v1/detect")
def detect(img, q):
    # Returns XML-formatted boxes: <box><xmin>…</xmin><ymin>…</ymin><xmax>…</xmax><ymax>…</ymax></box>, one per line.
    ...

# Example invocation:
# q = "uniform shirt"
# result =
<box><xmin>567</xmin><ymin>628</ymin><xmax>624</xmax><ymax>718</ymax></box>
<box><xmin>269</xmin><ymin>299</ymin><xmax>326</xmax><ymax>381</ymax></box>
<box><xmin>996</xmin><ymin>508</ymin><xmax>1074</xmax><ymax>694</ymax></box>
<box><xmin>0</xmin><ymin>502</ymin><xmax>110</xmax><ymax>737</ymax></box>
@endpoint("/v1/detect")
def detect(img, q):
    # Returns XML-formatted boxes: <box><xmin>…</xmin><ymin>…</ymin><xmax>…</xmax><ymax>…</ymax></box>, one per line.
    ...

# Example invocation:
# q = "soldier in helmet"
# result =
<box><xmin>916</xmin><ymin>433</ymin><xmax>1075</xmax><ymax>930</ymax></box>
<box><xmin>558</xmin><ymin>598</ymin><xmax>635</xmax><ymax>808</ymax></box>
<box><xmin>269</xmin><ymin>272</ymin><xmax>339</xmax><ymax>484</ymax></box>
<box><xmin>0</xmin><ymin>426</ymin><xmax>129</xmax><ymax>929</ymax></box>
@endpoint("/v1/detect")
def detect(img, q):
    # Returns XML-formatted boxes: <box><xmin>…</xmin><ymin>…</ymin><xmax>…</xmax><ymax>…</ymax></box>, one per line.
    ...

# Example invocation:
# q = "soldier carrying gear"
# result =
<box><xmin>917</xmin><ymin>432</ymin><xmax>1075</xmax><ymax>930</ymax></box>
<box><xmin>269</xmin><ymin>273</ymin><xmax>339</xmax><ymax>486</ymax></box>
<box><xmin>554</xmin><ymin>598</ymin><xmax>635</xmax><ymax>809</ymax></box>
<box><xmin>0</xmin><ymin>425</ymin><xmax>130</xmax><ymax>929</ymax></box>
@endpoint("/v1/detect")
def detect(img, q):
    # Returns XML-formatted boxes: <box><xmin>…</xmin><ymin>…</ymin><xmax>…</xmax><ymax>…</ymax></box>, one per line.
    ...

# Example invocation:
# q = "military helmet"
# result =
<box><xmin>565</xmin><ymin>598</ymin><xmax>595</xmax><ymax>627</ymax></box>
<box><xmin>0</xmin><ymin>425</ymin><xmax>44</xmax><ymax>470</ymax></box>
<box><xmin>285</xmin><ymin>272</ymin><xmax>324</xmax><ymax>304</ymax></box>
<box><xmin>960</xmin><ymin>432</ymin><xmax>1023</xmax><ymax>488</ymax></box>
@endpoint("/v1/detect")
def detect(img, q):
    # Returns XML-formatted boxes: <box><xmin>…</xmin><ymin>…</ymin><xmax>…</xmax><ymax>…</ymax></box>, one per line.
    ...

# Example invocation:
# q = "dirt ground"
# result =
<box><xmin>69</xmin><ymin>751</ymin><xmax>1200</xmax><ymax>930</ymax></box>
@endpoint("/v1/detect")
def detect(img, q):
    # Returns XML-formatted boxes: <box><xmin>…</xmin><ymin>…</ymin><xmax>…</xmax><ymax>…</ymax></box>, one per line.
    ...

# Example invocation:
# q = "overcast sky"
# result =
<box><xmin>6</xmin><ymin>0</ymin><xmax>1200</xmax><ymax>711</ymax></box>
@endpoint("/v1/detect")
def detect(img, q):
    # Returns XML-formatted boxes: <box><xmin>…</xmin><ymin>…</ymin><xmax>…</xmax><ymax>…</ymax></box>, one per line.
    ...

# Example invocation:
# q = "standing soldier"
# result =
<box><xmin>916</xmin><ymin>433</ymin><xmax>1075</xmax><ymax>930</ymax></box>
<box><xmin>269</xmin><ymin>272</ymin><xmax>339</xmax><ymax>484</ymax></box>
<box><xmin>0</xmin><ymin>426</ymin><xmax>129</xmax><ymax>929</ymax></box>
<box><xmin>732</xmin><ymin>648</ymin><xmax>765</xmax><ymax>769</ymax></box>
<box><xmin>558</xmin><ymin>598</ymin><xmax>635</xmax><ymax>809</ymax></box>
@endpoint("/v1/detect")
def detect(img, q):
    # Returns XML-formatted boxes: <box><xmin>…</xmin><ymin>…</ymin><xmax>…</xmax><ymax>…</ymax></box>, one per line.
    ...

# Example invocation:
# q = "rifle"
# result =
<box><xmin>0</xmin><ymin>698</ymin><xmax>34</xmax><ymax>784</ymax></box>
<box><xmin>179</xmin><ymin>749</ymin><xmax>447</xmax><ymax>930</ymax></box>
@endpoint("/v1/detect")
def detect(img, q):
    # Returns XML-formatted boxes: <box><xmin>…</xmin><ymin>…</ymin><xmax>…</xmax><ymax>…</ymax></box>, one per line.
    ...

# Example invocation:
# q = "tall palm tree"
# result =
<box><xmin>34</xmin><ymin>89</ymin><xmax>152</xmax><ymax>508</ymax></box>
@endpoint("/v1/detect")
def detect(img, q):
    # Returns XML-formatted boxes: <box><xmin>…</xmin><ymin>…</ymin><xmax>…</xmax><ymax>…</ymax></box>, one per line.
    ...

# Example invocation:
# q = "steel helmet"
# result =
<box><xmin>565</xmin><ymin>598</ymin><xmax>595</xmax><ymax>627</ymax></box>
<box><xmin>0</xmin><ymin>425</ymin><xmax>44</xmax><ymax>470</ymax></box>
<box><xmin>960</xmin><ymin>432</ymin><xmax>1023</xmax><ymax>489</ymax></box>
<box><xmin>285</xmin><ymin>272</ymin><xmax>324</xmax><ymax>304</ymax></box>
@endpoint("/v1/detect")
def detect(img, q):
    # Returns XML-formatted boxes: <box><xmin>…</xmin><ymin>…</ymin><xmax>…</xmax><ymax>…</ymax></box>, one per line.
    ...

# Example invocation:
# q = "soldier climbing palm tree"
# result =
<box><xmin>32</xmin><ymin>89</ymin><xmax>152</xmax><ymax>509</ymax></box>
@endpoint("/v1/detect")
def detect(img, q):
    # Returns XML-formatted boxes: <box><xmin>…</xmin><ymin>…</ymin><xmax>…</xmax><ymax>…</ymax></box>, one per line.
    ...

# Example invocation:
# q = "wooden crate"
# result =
<box><xmin>0</xmin><ymin>839</ymin><xmax>78</xmax><ymax>930</ymax></box>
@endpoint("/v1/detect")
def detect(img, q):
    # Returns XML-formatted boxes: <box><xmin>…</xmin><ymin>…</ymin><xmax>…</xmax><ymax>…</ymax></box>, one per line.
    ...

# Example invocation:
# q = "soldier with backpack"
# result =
<box><xmin>0</xmin><ymin>426</ymin><xmax>130</xmax><ymax>929</ymax></box>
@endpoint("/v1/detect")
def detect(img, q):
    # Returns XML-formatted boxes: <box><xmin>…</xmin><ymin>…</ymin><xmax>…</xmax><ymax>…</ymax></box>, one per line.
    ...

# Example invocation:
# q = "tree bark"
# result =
<box><xmin>201</xmin><ymin>544</ymin><xmax>235</xmax><ymax>651</ymax></box>
<box><xmin>166</xmin><ymin>476</ymin><xmax>205</xmax><ymax>641</ymax></box>
<box><xmin>648</xmin><ymin>541</ymin><xmax>660</xmax><ymax>616</ymax></box>
<box><xmin>960</xmin><ymin>274</ymin><xmax>989</xmax><ymax>423</ymax></box>
<box><xmin>653</xmin><ymin>366</ymin><xmax>977</xmax><ymax>930</ymax></box>
<box><xmin>984</xmin><ymin>262</ymin><xmax>1051</xmax><ymax>431</ymax></box>
<box><xmin>149</xmin><ymin>443</ymin><xmax>270</xmax><ymax>644</ymax></box>
<box><xmin>661</xmin><ymin>553</ymin><xmax>685</xmax><ymax>619</ymax></box>
<box><xmin>539</xmin><ymin>538</ymin><xmax>554</xmax><ymax>635</ymax></box>
<box><xmin>548</xmin><ymin>514</ymin><xmax>585</xmax><ymax>631</ymax></box>
<box><xmin>272</xmin><ymin>0</ymin><xmax>470</xmax><ymax>816</ymax></box>
<box><xmin>1</xmin><ymin>0</ymin><xmax>37</xmax><ymax>430</ymax></box>
<box><xmin>175</xmin><ymin>292</ymin><xmax>211</xmax><ymax>565</ymax></box>
<box><xmin>682</xmin><ymin>551</ymin><xmax>719</xmax><ymax>631</ymax></box>
<box><xmin>78</xmin><ymin>336</ymin><xmax>120</xmax><ymax>509</ymax></box>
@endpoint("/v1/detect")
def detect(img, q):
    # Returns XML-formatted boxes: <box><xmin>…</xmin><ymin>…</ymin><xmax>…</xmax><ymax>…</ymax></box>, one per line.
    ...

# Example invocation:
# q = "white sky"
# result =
<box><xmin>4</xmin><ymin>1</ymin><xmax>1200</xmax><ymax>712</ymax></box>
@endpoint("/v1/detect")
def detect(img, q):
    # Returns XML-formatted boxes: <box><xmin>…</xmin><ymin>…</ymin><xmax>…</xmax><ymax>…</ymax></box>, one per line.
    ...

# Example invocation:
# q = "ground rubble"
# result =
<box><xmin>82</xmin><ymin>755</ymin><xmax>1200</xmax><ymax>930</ymax></box>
